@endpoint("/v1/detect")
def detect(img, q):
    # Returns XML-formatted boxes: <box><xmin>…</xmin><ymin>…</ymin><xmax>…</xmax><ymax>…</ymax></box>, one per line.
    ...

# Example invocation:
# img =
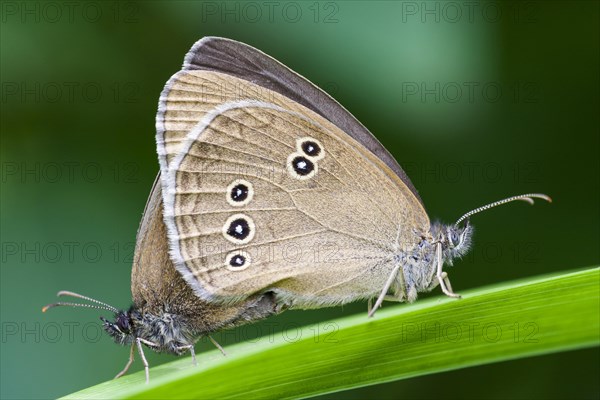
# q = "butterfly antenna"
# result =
<box><xmin>455</xmin><ymin>193</ymin><xmax>552</xmax><ymax>226</ymax></box>
<box><xmin>42</xmin><ymin>290</ymin><xmax>119</xmax><ymax>313</ymax></box>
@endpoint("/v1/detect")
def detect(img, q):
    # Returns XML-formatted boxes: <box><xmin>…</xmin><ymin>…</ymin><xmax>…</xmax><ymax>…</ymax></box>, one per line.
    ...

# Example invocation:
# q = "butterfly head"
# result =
<box><xmin>427</xmin><ymin>220</ymin><xmax>474</xmax><ymax>267</ymax></box>
<box><xmin>101</xmin><ymin>309</ymin><xmax>136</xmax><ymax>346</ymax></box>
<box><xmin>41</xmin><ymin>291</ymin><xmax>142</xmax><ymax>346</ymax></box>
<box><xmin>440</xmin><ymin>221</ymin><xmax>474</xmax><ymax>265</ymax></box>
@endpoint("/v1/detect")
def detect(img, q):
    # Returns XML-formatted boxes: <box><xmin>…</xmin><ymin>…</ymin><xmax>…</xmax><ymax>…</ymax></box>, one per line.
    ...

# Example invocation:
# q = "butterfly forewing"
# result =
<box><xmin>178</xmin><ymin>37</ymin><xmax>423</xmax><ymax>203</ymax></box>
<box><xmin>158</xmin><ymin>71</ymin><xmax>283</xmax><ymax>168</ymax></box>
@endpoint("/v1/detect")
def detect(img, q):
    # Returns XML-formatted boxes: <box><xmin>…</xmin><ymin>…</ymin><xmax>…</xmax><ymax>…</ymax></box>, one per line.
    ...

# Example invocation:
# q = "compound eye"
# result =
<box><xmin>451</xmin><ymin>231</ymin><xmax>460</xmax><ymax>247</ymax></box>
<box><xmin>116</xmin><ymin>313</ymin><xmax>131</xmax><ymax>333</ymax></box>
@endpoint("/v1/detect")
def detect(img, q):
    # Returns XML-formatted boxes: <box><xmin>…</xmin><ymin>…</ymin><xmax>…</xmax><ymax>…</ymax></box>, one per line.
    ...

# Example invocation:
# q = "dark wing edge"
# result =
<box><xmin>181</xmin><ymin>36</ymin><xmax>423</xmax><ymax>206</ymax></box>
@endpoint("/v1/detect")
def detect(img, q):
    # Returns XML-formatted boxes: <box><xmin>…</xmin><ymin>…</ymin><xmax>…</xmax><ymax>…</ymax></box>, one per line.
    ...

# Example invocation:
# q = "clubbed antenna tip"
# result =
<box><xmin>455</xmin><ymin>193</ymin><xmax>552</xmax><ymax>226</ymax></box>
<box><xmin>42</xmin><ymin>290</ymin><xmax>118</xmax><ymax>313</ymax></box>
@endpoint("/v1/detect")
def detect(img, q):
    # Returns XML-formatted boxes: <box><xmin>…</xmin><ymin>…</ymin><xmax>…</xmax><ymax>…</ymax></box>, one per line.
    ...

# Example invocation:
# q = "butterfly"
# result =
<box><xmin>43</xmin><ymin>37</ymin><xmax>550</xmax><ymax>382</ymax></box>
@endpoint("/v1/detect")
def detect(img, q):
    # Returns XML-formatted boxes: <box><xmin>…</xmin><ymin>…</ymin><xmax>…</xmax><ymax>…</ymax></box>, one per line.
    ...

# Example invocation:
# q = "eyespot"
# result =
<box><xmin>226</xmin><ymin>179</ymin><xmax>253</xmax><ymax>206</ymax></box>
<box><xmin>297</xmin><ymin>137</ymin><xmax>325</xmax><ymax>161</ymax></box>
<box><xmin>222</xmin><ymin>214</ymin><xmax>255</xmax><ymax>244</ymax></box>
<box><xmin>292</xmin><ymin>156</ymin><xmax>314</xmax><ymax>175</ymax></box>
<box><xmin>286</xmin><ymin>153</ymin><xmax>317</xmax><ymax>180</ymax></box>
<box><xmin>225</xmin><ymin>251</ymin><xmax>252</xmax><ymax>271</ymax></box>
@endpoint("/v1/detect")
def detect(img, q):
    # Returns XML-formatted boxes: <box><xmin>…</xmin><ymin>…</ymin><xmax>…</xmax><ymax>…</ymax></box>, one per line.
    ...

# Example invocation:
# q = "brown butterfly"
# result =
<box><xmin>43</xmin><ymin>37</ymin><xmax>550</xmax><ymax>382</ymax></box>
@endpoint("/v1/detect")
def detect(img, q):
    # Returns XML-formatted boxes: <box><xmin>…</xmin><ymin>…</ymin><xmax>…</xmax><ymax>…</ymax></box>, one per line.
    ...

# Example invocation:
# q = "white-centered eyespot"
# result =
<box><xmin>296</xmin><ymin>137</ymin><xmax>325</xmax><ymax>161</ymax></box>
<box><xmin>225</xmin><ymin>250</ymin><xmax>252</xmax><ymax>271</ymax></box>
<box><xmin>226</xmin><ymin>179</ymin><xmax>254</xmax><ymax>206</ymax></box>
<box><xmin>286</xmin><ymin>152</ymin><xmax>318</xmax><ymax>180</ymax></box>
<box><xmin>222</xmin><ymin>213</ymin><xmax>255</xmax><ymax>244</ymax></box>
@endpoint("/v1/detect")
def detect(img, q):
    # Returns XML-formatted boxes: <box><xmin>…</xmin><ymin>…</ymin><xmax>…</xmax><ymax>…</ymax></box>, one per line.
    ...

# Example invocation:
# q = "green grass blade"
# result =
<box><xmin>62</xmin><ymin>267</ymin><xmax>599</xmax><ymax>399</ymax></box>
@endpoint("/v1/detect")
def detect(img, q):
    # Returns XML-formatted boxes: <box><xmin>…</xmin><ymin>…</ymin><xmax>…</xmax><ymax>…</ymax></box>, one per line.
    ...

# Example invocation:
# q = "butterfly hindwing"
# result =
<box><xmin>155</xmin><ymin>38</ymin><xmax>430</xmax><ymax>307</ymax></box>
<box><xmin>157</xmin><ymin>73</ymin><xmax>428</xmax><ymax>306</ymax></box>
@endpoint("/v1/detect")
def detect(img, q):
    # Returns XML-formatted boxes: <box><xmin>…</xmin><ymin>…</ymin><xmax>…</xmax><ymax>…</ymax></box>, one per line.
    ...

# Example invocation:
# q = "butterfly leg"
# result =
<box><xmin>208</xmin><ymin>335</ymin><xmax>227</xmax><ymax>356</ymax></box>
<box><xmin>442</xmin><ymin>273</ymin><xmax>454</xmax><ymax>293</ymax></box>
<box><xmin>114</xmin><ymin>343</ymin><xmax>135</xmax><ymax>379</ymax></box>
<box><xmin>136</xmin><ymin>337</ymin><xmax>157</xmax><ymax>383</ymax></box>
<box><xmin>174</xmin><ymin>344</ymin><xmax>199</xmax><ymax>366</ymax></box>
<box><xmin>368</xmin><ymin>296</ymin><xmax>401</xmax><ymax>315</ymax></box>
<box><xmin>189</xmin><ymin>345</ymin><xmax>197</xmax><ymax>366</ymax></box>
<box><xmin>368</xmin><ymin>263</ymin><xmax>401</xmax><ymax>318</ymax></box>
<box><xmin>427</xmin><ymin>271</ymin><xmax>449</xmax><ymax>291</ymax></box>
<box><xmin>435</xmin><ymin>243</ymin><xmax>461</xmax><ymax>298</ymax></box>
<box><xmin>190</xmin><ymin>346</ymin><xmax>197</xmax><ymax>365</ymax></box>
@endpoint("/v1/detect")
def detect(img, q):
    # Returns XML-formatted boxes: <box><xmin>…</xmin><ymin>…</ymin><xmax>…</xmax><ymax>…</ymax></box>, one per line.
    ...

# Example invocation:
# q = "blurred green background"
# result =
<box><xmin>1</xmin><ymin>1</ymin><xmax>598</xmax><ymax>399</ymax></box>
